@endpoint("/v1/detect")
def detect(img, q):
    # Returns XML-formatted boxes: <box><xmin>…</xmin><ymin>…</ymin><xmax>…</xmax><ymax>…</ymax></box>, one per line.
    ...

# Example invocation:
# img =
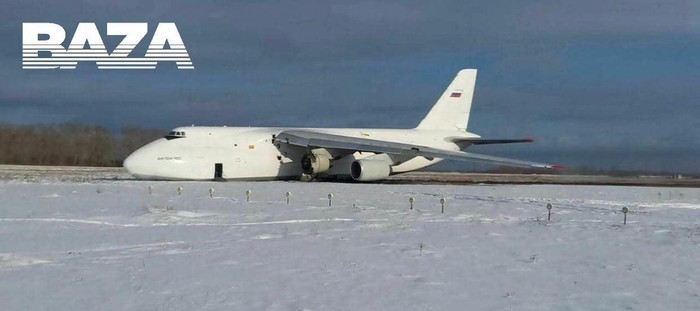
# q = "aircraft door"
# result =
<box><xmin>214</xmin><ymin>163</ymin><xmax>223</xmax><ymax>180</ymax></box>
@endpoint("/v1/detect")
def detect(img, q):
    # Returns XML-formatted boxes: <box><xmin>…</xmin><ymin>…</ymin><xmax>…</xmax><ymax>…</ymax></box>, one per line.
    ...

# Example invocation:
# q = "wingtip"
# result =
<box><xmin>524</xmin><ymin>137</ymin><xmax>535</xmax><ymax>142</ymax></box>
<box><xmin>548</xmin><ymin>165</ymin><xmax>564</xmax><ymax>171</ymax></box>
<box><xmin>458</xmin><ymin>68</ymin><xmax>477</xmax><ymax>74</ymax></box>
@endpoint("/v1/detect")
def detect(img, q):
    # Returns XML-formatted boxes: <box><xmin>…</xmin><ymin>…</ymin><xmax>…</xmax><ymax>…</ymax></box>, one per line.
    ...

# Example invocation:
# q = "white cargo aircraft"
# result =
<box><xmin>124</xmin><ymin>69</ymin><xmax>560</xmax><ymax>181</ymax></box>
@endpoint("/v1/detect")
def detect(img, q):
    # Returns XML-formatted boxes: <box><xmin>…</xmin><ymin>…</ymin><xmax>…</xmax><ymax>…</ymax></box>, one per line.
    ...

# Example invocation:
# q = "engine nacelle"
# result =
<box><xmin>302</xmin><ymin>152</ymin><xmax>331</xmax><ymax>175</ymax></box>
<box><xmin>350</xmin><ymin>158</ymin><xmax>391</xmax><ymax>181</ymax></box>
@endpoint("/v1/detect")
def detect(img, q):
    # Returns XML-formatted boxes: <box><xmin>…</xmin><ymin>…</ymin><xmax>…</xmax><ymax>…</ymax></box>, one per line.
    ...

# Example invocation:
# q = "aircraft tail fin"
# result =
<box><xmin>416</xmin><ymin>69</ymin><xmax>477</xmax><ymax>131</ymax></box>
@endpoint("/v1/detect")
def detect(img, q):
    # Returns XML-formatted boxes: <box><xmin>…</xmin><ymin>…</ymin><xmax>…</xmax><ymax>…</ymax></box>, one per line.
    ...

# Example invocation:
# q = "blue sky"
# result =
<box><xmin>1</xmin><ymin>0</ymin><xmax>699</xmax><ymax>173</ymax></box>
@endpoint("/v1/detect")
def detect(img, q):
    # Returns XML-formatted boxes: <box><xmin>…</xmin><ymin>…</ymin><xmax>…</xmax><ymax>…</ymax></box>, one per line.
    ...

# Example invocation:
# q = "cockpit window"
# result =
<box><xmin>164</xmin><ymin>130</ymin><xmax>186</xmax><ymax>140</ymax></box>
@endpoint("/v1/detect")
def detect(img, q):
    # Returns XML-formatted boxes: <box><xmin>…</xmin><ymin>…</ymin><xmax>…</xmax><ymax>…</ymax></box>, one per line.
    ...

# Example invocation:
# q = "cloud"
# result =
<box><xmin>1</xmin><ymin>0</ymin><xmax>699</xmax><ymax>172</ymax></box>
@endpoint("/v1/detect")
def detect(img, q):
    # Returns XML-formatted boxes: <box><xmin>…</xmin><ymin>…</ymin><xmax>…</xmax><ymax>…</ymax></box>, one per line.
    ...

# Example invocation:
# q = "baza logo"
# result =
<box><xmin>22</xmin><ymin>23</ymin><xmax>194</xmax><ymax>70</ymax></box>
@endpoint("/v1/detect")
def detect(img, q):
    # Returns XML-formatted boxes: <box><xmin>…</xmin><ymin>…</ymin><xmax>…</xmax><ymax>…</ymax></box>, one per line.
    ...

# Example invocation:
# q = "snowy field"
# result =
<box><xmin>0</xmin><ymin>178</ymin><xmax>699</xmax><ymax>310</ymax></box>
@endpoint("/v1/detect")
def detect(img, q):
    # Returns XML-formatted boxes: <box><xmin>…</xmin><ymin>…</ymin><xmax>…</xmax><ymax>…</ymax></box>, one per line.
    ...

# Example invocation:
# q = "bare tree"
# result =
<box><xmin>0</xmin><ymin>123</ymin><xmax>164</xmax><ymax>167</ymax></box>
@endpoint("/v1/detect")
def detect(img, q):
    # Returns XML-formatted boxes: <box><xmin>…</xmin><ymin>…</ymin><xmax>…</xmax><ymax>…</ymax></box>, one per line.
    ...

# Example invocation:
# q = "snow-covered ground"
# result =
<box><xmin>0</xmin><ymin>179</ymin><xmax>699</xmax><ymax>310</ymax></box>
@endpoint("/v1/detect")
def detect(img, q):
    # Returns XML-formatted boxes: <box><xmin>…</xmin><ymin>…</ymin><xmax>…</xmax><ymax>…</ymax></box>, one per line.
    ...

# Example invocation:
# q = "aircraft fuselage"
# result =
<box><xmin>124</xmin><ymin>126</ymin><xmax>477</xmax><ymax>181</ymax></box>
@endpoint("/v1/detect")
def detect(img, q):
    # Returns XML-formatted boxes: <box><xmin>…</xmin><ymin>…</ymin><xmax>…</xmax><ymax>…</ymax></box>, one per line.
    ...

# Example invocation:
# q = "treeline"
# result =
<box><xmin>0</xmin><ymin>124</ymin><xmax>164</xmax><ymax>167</ymax></box>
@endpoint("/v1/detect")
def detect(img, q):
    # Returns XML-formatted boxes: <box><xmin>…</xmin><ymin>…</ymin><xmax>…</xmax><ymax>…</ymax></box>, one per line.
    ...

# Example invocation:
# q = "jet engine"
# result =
<box><xmin>301</xmin><ymin>152</ymin><xmax>331</xmax><ymax>175</ymax></box>
<box><xmin>350</xmin><ymin>158</ymin><xmax>391</xmax><ymax>181</ymax></box>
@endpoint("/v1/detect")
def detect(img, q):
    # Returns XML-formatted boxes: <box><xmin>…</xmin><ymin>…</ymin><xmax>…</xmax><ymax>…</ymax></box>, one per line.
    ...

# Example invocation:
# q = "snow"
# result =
<box><xmin>0</xmin><ymin>179</ymin><xmax>699</xmax><ymax>310</ymax></box>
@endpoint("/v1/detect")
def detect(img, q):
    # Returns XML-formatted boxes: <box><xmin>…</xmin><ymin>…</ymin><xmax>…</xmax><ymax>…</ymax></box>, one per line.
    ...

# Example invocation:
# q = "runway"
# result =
<box><xmin>0</xmin><ymin>164</ymin><xmax>697</xmax><ymax>187</ymax></box>
<box><xmin>385</xmin><ymin>172</ymin><xmax>700</xmax><ymax>187</ymax></box>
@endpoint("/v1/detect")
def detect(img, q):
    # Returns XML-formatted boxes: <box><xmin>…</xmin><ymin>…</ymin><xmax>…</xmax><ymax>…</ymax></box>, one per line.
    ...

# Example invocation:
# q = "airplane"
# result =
<box><xmin>124</xmin><ymin>69</ymin><xmax>560</xmax><ymax>181</ymax></box>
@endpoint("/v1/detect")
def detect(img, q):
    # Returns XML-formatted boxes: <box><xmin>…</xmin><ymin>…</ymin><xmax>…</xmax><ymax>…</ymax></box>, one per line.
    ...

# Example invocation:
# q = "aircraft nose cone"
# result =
<box><xmin>123</xmin><ymin>139</ymin><xmax>174</xmax><ymax>179</ymax></box>
<box><xmin>123</xmin><ymin>138</ymin><xmax>185</xmax><ymax>180</ymax></box>
<box><xmin>123</xmin><ymin>147</ymin><xmax>151</xmax><ymax>178</ymax></box>
<box><xmin>123</xmin><ymin>153</ymin><xmax>135</xmax><ymax>173</ymax></box>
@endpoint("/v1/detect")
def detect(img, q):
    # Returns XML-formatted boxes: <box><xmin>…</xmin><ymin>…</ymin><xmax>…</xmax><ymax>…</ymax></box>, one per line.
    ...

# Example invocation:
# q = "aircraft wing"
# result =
<box><xmin>275</xmin><ymin>130</ymin><xmax>561</xmax><ymax>170</ymax></box>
